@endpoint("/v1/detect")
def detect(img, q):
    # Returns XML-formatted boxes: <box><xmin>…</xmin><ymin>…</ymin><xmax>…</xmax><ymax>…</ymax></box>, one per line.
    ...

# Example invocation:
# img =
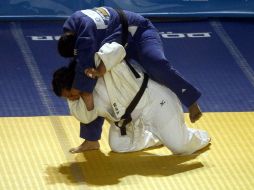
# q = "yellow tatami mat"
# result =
<box><xmin>0</xmin><ymin>112</ymin><xmax>253</xmax><ymax>190</ymax></box>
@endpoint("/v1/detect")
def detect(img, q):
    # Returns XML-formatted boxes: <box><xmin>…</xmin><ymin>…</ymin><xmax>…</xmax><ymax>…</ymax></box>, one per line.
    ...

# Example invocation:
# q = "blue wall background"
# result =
<box><xmin>0</xmin><ymin>0</ymin><xmax>254</xmax><ymax>20</ymax></box>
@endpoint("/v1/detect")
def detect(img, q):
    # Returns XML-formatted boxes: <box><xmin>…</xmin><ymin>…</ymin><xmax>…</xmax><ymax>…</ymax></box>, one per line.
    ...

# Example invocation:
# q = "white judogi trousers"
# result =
<box><xmin>68</xmin><ymin>42</ymin><xmax>210</xmax><ymax>155</ymax></box>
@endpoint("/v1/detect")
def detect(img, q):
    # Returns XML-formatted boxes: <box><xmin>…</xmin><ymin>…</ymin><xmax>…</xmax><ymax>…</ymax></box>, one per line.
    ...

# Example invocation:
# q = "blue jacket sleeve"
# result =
<box><xmin>72</xmin><ymin>47</ymin><xmax>97</xmax><ymax>93</ymax></box>
<box><xmin>67</xmin><ymin>15</ymin><xmax>98</xmax><ymax>93</ymax></box>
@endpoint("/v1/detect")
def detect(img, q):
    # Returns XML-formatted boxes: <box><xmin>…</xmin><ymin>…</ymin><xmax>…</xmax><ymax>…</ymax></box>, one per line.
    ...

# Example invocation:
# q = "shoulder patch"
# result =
<box><xmin>81</xmin><ymin>9</ymin><xmax>108</xmax><ymax>29</ymax></box>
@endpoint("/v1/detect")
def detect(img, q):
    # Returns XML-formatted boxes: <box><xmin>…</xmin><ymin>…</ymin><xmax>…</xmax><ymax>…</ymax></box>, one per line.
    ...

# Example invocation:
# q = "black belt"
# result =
<box><xmin>114</xmin><ymin>8</ymin><xmax>149</xmax><ymax>135</ymax></box>
<box><xmin>114</xmin><ymin>8</ymin><xmax>129</xmax><ymax>47</ymax></box>
<box><xmin>115</xmin><ymin>73</ymin><xmax>149</xmax><ymax>135</ymax></box>
<box><xmin>115</xmin><ymin>8</ymin><xmax>141</xmax><ymax>79</ymax></box>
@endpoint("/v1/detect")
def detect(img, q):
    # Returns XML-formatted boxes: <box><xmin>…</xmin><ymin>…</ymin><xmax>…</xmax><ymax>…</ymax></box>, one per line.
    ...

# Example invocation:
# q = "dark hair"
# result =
<box><xmin>52</xmin><ymin>59</ymin><xmax>77</xmax><ymax>97</ymax></box>
<box><xmin>58</xmin><ymin>32</ymin><xmax>76</xmax><ymax>57</ymax></box>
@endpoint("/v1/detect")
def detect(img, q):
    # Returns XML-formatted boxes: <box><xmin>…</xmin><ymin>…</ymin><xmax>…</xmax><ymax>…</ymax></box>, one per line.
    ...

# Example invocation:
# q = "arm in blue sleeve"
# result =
<box><xmin>72</xmin><ymin>58</ymin><xmax>97</xmax><ymax>93</ymax></box>
<box><xmin>72</xmin><ymin>18</ymin><xmax>99</xmax><ymax>93</ymax></box>
<box><xmin>80</xmin><ymin>117</ymin><xmax>104</xmax><ymax>141</ymax></box>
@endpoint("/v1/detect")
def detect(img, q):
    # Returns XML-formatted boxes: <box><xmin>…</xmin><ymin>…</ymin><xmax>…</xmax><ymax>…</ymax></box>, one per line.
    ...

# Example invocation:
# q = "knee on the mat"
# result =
<box><xmin>109</xmin><ymin>136</ymin><xmax>134</xmax><ymax>153</ymax></box>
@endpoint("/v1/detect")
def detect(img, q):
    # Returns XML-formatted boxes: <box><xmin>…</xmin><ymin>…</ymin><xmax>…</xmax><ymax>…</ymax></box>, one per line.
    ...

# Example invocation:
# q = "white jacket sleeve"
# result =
<box><xmin>67</xmin><ymin>98</ymin><xmax>98</xmax><ymax>124</ymax></box>
<box><xmin>94</xmin><ymin>42</ymin><xmax>126</xmax><ymax>71</ymax></box>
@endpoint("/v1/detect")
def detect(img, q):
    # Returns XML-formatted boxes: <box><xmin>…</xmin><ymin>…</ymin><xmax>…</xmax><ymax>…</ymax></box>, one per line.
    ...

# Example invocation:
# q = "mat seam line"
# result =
<box><xmin>10</xmin><ymin>22</ymin><xmax>86</xmax><ymax>187</ymax></box>
<box><xmin>210</xmin><ymin>21</ymin><xmax>254</xmax><ymax>87</ymax></box>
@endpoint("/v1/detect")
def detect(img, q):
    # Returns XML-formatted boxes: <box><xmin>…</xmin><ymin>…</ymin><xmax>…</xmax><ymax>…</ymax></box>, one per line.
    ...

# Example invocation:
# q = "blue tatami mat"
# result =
<box><xmin>0</xmin><ymin>18</ymin><xmax>253</xmax><ymax>116</ymax></box>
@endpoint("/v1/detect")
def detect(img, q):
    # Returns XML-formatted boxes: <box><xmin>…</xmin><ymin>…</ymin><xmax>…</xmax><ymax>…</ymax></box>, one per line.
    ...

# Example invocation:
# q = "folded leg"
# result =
<box><xmin>108</xmin><ymin>119</ymin><xmax>161</xmax><ymax>153</ymax></box>
<box><xmin>145</xmin><ymin>81</ymin><xmax>210</xmax><ymax>155</ymax></box>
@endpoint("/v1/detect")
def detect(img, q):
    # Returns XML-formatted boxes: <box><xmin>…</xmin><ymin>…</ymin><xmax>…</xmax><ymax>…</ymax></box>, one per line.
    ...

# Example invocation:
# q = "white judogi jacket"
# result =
<box><xmin>68</xmin><ymin>42</ymin><xmax>147</xmax><ymax>125</ymax></box>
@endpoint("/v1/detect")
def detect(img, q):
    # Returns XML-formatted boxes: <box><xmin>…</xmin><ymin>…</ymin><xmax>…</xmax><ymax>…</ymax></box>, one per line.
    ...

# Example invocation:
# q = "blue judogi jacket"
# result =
<box><xmin>63</xmin><ymin>7</ymin><xmax>148</xmax><ymax>93</ymax></box>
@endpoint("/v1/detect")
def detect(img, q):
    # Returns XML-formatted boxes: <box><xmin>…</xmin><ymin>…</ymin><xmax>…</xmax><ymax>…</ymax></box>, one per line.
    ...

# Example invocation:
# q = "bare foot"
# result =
<box><xmin>69</xmin><ymin>140</ymin><xmax>100</xmax><ymax>154</ymax></box>
<box><xmin>188</xmin><ymin>102</ymin><xmax>202</xmax><ymax>123</ymax></box>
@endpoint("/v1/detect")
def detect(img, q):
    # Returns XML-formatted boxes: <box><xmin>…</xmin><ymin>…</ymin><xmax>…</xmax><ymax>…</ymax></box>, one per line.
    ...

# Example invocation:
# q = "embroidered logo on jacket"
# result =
<box><xmin>160</xmin><ymin>100</ymin><xmax>166</xmax><ymax>106</ymax></box>
<box><xmin>113</xmin><ymin>102</ymin><xmax>120</xmax><ymax>115</ymax></box>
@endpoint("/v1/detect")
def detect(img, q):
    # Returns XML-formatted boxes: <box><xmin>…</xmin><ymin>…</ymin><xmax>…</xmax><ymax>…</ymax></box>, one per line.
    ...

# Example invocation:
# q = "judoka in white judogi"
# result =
<box><xmin>67</xmin><ymin>42</ymin><xmax>210</xmax><ymax>154</ymax></box>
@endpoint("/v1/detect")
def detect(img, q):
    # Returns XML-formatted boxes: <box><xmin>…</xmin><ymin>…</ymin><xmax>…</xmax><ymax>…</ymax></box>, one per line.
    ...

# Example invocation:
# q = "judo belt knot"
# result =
<box><xmin>114</xmin><ymin>73</ymin><xmax>149</xmax><ymax>136</ymax></box>
<box><xmin>115</xmin><ymin>114</ymin><xmax>132</xmax><ymax>136</ymax></box>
